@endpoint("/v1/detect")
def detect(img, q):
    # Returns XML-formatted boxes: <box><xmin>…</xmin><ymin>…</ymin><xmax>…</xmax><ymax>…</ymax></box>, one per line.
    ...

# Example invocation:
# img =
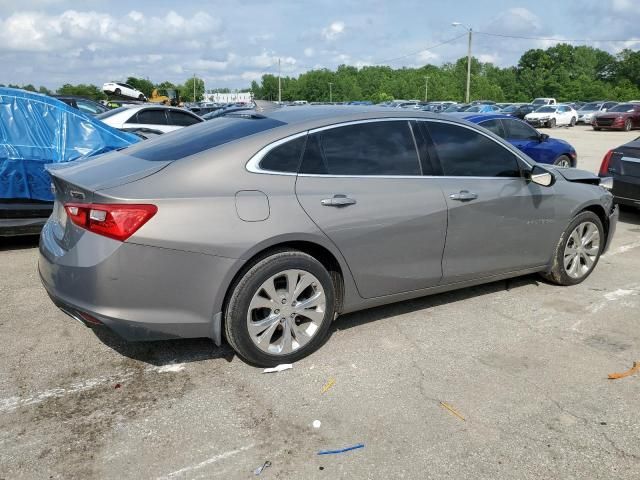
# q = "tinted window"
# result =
<box><xmin>260</xmin><ymin>136</ymin><xmax>306</xmax><ymax>172</ymax></box>
<box><xmin>300</xmin><ymin>121</ymin><xmax>420</xmax><ymax>176</ymax></box>
<box><xmin>133</xmin><ymin>109</ymin><xmax>168</xmax><ymax>125</ymax></box>
<box><xmin>76</xmin><ymin>100</ymin><xmax>106</xmax><ymax>115</ymax></box>
<box><xmin>608</xmin><ymin>104</ymin><xmax>634</xmax><ymax>112</ymax></box>
<box><xmin>167</xmin><ymin>110</ymin><xmax>201</xmax><ymax>126</ymax></box>
<box><xmin>504</xmin><ymin>119</ymin><xmax>539</xmax><ymax>140</ymax></box>
<box><xmin>426</xmin><ymin>122</ymin><xmax>521</xmax><ymax>177</ymax></box>
<box><xmin>126</xmin><ymin>117</ymin><xmax>286</xmax><ymax>161</ymax></box>
<box><xmin>479</xmin><ymin>119</ymin><xmax>504</xmax><ymax>138</ymax></box>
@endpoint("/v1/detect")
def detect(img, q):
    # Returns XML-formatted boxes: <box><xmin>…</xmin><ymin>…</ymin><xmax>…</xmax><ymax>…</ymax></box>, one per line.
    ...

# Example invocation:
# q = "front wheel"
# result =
<box><xmin>624</xmin><ymin>119</ymin><xmax>632</xmax><ymax>132</ymax></box>
<box><xmin>549</xmin><ymin>118</ymin><xmax>556</xmax><ymax>128</ymax></box>
<box><xmin>570</xmin><ymin>117</ymin><xmax>576</xmax><ymax>127</ymax></box>
<box><xmin>138</xmin><ymin>94</ymin><xmax>145</xmax><ymax>101</ymax></box>
<box><xmin>114</xmin><ymin>88</ymin><xmax>121</xmax><ymax>96</ymax></box>
<box><xmin>554</xmin><ymin>155</ymin><xmax>572</xmax><ymax>168</ymax></box>
<box><xmin>540</xmin><ymin>211</ymin><xmax>604</xmax><ymax>286</ymax></box>
<box><xmin>225</xmin><ymin>250</ymin><xmax>336</xmax><ymax>366</ymax></box>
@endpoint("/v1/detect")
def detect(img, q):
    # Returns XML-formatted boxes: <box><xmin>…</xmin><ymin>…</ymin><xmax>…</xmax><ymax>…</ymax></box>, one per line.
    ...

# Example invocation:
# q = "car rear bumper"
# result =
<box><xmin>38</xmin><ymin>220</ymin><xmax>235</xmax><ymax>342</ymax></box>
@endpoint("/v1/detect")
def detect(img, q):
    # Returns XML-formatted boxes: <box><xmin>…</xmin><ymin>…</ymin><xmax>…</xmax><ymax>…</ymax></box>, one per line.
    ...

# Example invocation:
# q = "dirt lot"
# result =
<box><xmin>1</xmin><ymin>126</ymin><xmax>639</xmax><ymax>479</ymax></box>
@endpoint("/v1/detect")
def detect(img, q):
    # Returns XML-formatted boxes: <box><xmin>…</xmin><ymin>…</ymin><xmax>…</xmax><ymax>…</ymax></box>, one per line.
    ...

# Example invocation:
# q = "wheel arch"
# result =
<box><xmin>214</xmin><ymin>235</ymin><xmax>356</xmax><ymax>344</ymax></box>
<box><xmin>578</xmin><ymin>203</ymin><xmax>609</xmax><ymax>238</ymax></box>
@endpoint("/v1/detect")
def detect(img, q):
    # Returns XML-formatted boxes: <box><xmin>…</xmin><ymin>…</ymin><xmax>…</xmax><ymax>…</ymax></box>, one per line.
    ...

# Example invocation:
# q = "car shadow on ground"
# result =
<box><xmin>0</xmin><ymin>234</ymin><xmax>40</xmax><ymax>251</ymax></box>
<box><xmin>92</xmin><ymin>328</ymin><xmax>235</xmax><ymax>366</ymax></box>
<box><xmin>332</xmin><ymin>274</ymin><xmax>540</xmax><ymax>333</ymax></box>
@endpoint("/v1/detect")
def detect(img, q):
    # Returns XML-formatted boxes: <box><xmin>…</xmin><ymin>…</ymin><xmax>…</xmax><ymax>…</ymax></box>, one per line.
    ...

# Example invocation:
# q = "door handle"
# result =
<box><xmin>449</xmin><ymin>190</ymin><xmax>478</xmax><ymax>201</ymax></box>
<box><xmin>321</xmin><ymin>194</ymin><xmax>357</xmax><ymax>207</ymax></box>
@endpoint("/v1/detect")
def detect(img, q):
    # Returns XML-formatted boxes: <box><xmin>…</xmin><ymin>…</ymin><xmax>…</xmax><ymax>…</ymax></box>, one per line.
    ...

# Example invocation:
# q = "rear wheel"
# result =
<box><xmin>624</xmin><ymin>119</ymin><xmax>632</xmax><ymax>132</ymax></box>
<box><xmin>225</xmin><ymin>250</ymin><xmax>336</xmax><ymax>366</ymax></box>
<box><xmin>114</xmin><ymin>88</ymin><xmax>121</xmax><ymax>96</ymax></box>
<box><xmin>540</xmin><ymin>211</ymin><xmax>604</xmax><ymax>286</ymax></box>
<box><xmin>138</xmin><ymin>94</ymin><xmax>145</xmax><ymax>101</ymax></box>
<box><xmin>570</xmin><ymin>117</ymin><xmax>576</xmax><ymax>127</ymax></box>
<box><xmin>554</xmin><ymin>155</ymin><xmax>572</xmax><ymax>168</ymax></box>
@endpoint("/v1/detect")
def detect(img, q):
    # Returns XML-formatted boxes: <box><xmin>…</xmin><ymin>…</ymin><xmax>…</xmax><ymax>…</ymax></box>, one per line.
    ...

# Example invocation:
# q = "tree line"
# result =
<box><xmin>3</xmin><ymin>44</ymin><xmax>640</xmax><ymax>104</ymax></box>
<box><xmin>251</xmin><ymin>44</ymin><xmax>640</xmax><ymax>103</ymax></box>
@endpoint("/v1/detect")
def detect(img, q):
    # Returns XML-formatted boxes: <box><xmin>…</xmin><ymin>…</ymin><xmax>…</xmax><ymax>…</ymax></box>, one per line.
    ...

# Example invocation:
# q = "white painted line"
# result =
<box><xmin>1</xmin><ymin>363</ymin><xmax>188</xmax><ymax>413</ymax></box>
<box><xmin>605</xmin><ymin>240</ymin><xmax>640</xmax><ymax>256</ymax></box>
<box><xmin>157</xmin><ymin>444</ymin><xmax>256</xmax><ymax>479</ymax></box>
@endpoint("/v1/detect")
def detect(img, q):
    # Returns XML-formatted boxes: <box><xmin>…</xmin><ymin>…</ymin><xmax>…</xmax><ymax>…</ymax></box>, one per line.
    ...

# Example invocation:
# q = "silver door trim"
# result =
<box><xmin>621</xmin><ymin>156</ymin><xmax>640</xmax><ymax>164</ymax></box>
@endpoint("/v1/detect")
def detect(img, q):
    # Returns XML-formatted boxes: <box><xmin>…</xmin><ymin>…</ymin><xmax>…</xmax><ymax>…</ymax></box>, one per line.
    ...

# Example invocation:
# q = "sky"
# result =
<box><xmin>1</xmin><ymin>0</ymin><xmax>639</xmax><ymax>90</ymax></box>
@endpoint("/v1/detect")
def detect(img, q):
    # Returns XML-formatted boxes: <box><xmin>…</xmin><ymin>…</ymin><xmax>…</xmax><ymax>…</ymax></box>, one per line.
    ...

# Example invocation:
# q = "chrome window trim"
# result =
<box><xmin>245</xmin><ymin>116</ymin><xmax>532</xmax><ymax>176</ymax></box>
<box><xmin>621</xmin><ymin>156</ymin><xmax>640</xmax><ymax>164</ymax></box>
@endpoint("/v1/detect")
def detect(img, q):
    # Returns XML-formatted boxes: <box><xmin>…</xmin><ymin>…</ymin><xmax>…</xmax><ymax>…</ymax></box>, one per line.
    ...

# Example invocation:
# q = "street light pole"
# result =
<box><xmin>452</xmin><ymin>22</ymin><xmax>472</xmax><ymax>103</ymax></box>
<box><xmin>278</xmin><ymin>58</ymin><xmax>281</xmax><ymax>104</ymax></box>
<box><xmin>328</xmin><ymin>82</ymin><xmax>333</xmax><ymax>103</ymax></box>
<box><xmin>424</xmin><ymin>76</ymin><xmax>429</xmax><ymax>102</ymax></box>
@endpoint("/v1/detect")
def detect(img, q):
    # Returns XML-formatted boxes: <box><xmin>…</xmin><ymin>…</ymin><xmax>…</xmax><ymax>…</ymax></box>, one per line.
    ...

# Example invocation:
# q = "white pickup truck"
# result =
<box><xmin>532</xmin><ymin>97</ymin><xmax>557</xmax><ymax>106</ymax></box>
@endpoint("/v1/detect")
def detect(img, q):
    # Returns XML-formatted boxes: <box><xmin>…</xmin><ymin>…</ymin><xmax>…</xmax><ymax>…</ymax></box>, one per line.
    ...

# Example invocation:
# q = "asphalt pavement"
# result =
<box><xmin>1</xmin><ymin>126</ymin><xmax>639</xmax><ymax>479</ymax></box>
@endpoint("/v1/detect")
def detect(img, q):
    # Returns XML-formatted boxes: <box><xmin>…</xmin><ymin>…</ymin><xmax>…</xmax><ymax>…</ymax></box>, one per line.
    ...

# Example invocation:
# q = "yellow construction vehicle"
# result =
<box><xmin>148</xmin><ymin>88</ymin><xmax>180</xmax><ymax>106</ymax></box>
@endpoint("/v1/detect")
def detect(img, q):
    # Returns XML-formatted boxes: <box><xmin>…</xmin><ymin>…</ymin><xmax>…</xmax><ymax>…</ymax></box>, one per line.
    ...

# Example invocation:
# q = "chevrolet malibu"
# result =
<box><xmin>39</xmin><ymin>108</ymin><xmax>618</xmax><ymax>366</ymax></box>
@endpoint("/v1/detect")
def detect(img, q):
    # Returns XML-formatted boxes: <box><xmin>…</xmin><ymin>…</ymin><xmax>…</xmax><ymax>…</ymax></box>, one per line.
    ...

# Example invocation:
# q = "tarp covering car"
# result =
<box><xmin>0</xmin><ymin>87</ymin><xmax>139</xmax><ymax>202</ymax></box>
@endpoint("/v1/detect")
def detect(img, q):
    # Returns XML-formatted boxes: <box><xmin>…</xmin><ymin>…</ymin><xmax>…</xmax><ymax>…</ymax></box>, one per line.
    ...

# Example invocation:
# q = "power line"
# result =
<box><xmin>475</xmin><ymin>31</ymin><xmax>640</xmax><ymax>44</ymax></box>
<box><xmin>372</xmin><ymin>33</ymin><xmax>468</xmax><ymax>65</ymax></box>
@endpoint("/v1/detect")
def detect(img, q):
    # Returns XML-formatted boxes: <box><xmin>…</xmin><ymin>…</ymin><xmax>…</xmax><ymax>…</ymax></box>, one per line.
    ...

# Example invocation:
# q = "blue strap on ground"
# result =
<box><xmin>317</xmin><ymin>443</ymin><xmax>365</xmax><ymax>455</ymax></box>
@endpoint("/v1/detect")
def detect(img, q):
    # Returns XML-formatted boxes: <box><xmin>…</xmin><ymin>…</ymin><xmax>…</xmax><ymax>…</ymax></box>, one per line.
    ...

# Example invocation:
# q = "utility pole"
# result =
<box><xmin>424</xmin><ymin>76</ymin><xmax>429</xmax><ymax>102</ymax></box>
<box><xmin>328</xmin><ymin>82</ymin><xmax>333</xmax><ymax>103</ymax></box>
<box><xmin>278</xmin><ymin>58</ymin><xmax>281</xmax><ymax>104</ymax></box>
<box><xmin>452</xmin><ymin>22</ymin><xmax>472</xmax><ymax>103</ymax></box>
<box><xmin>193</xmin><ymin>73</ymin><xmax>196</xmax><ymax>102</ymax></box>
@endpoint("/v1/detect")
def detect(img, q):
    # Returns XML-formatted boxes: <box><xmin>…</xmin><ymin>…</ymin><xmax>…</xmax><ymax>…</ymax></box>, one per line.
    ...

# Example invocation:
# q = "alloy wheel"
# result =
<box><xmin>563</xmin><ymin>221</ymin><xmax>600</xmax><ymax>279</ymax></box>
<box><xmin>247</xmin><ymin>269</ymin><xmax>326</xmax><ymax>355</ymax></box>
<box><xmin>555</xmin><ymin>156</ymin><xmax>571</xmax><ymax>167</ymax></box>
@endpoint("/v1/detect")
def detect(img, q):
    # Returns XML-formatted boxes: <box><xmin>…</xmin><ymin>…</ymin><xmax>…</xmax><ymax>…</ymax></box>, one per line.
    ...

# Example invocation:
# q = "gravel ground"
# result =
<box><xmin>1</xmin><ymin>126</ymin><xmax>639</xmax><ymax>479</ymax></box>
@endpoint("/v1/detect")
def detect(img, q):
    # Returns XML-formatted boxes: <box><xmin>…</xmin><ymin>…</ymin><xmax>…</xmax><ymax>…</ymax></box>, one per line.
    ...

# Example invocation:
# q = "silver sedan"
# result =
<box><xmin>39</xmin><ymin>107</ymin><xmax>618</xmax><ymax>366</ymax></box>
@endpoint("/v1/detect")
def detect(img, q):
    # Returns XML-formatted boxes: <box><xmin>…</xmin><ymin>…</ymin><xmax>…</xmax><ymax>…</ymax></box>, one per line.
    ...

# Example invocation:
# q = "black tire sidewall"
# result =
<box><xmin>226</xmin><ymin>252</ymin><xmax>336</xmax><ymax>366</ymax></box>
<box><xmin>114</xmin><ymin>88</ymin><xmax>121</xmax><ymax>96</ymax></box>
<box><xmin>551</xmin><ymin>211</ymin><xmax>604</xmax><ymax>286</ymax></box>
<box><xmin>625</xmin><ymin>119</ymin><xmax>632</xmax><ymax>131</ymax></box>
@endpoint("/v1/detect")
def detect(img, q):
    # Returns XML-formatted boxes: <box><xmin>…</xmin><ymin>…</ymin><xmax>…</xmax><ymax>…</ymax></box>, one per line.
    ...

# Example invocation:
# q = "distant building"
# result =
<box><xmin>204</xmin><ymin>92</ymin><xmax>253</xmax><ymax>103</ymax></box>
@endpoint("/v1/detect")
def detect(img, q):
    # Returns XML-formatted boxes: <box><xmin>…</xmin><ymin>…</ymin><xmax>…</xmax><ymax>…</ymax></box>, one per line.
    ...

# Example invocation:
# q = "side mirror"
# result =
<box><xmin>528</xmin><ymin>165</ymin><xmax>555</xmax><ymax>187</ymax></box>
<box><xmin>538</xmin><ymin>133</ymin><xmax>549</xmax><ymax>142</ymax></box>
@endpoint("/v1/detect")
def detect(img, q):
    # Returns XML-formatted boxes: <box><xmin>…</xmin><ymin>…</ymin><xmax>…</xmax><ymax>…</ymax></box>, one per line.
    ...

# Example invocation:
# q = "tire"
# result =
<box><xmin>224</xmin><ymin>250</ymin><xmax>336</xmax><ymax>366</ymax></box>
<box><xmin>114</xmin><ymin>88</ymin><xmax>121</xmax><ymax>96</ymax></box>
<box><xmin>593</xmin><ymin>127</ymin><xmax>601</xmax><ymax>131</ymax></box>
<box><xmin>554</xmin><ymin>155</ymin><xmax>572</xmax><ymax>168</ymax></box>
<box><xmin>624</xmin><ymin>119</ymin><xmax>632</xmax><ymax>132</ymax></box>
<box><xmin>540</xmin><ymin>211</ymin><xmax>604</xmax><ymax>286</ymax></box>
<box><xmin>138</xmin><ymin>94</ymin><xmax>145</xmax><ymax>101</ymax></box>
<box><xmin>549</xmin><ymin>118</ymin><xmax>556</xmax><ymax>128</ymax></box>
<box><xmin>570</xmin><ymin>117</ymin><xmax>576</xmax><ymax>127</ymax></box>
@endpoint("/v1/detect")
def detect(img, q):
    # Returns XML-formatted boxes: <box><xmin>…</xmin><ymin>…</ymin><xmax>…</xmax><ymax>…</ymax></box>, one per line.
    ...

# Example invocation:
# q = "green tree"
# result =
<box><xmin>181</xmin><ymin>76</ymin><xmax>205</xmax><ymax>102</ymax></box>
<box><xmin>56</xmin><ymin>84</ymin><xmax>106</xmax><ymax>100</ymax></box>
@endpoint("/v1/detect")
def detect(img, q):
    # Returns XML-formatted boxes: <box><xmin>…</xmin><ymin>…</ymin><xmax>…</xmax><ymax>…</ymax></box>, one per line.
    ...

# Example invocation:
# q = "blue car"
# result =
<box><xmin>459</xmin><ymin>113</ymin><xmax>577</xmax><ymax>167</ymax></box>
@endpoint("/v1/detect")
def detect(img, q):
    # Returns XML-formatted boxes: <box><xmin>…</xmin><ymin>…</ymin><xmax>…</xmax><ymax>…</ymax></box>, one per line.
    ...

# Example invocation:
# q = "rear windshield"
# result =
<box><xmin>123</xmin><ymin>116</ymin><xmax>286</xmax><ymax>161</ymax></box>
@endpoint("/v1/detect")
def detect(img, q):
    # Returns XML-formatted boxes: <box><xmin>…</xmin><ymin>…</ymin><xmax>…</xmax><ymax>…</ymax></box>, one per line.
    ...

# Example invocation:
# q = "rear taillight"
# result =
<box><xmin>64</xmin><ymin>203</ymin><xmax>157</xmax><ymax>241</ymax></box>
<box><xmin>599</xmin><ymin>149</ymin><xmax>614</xmax><ymax>176</ymax></box>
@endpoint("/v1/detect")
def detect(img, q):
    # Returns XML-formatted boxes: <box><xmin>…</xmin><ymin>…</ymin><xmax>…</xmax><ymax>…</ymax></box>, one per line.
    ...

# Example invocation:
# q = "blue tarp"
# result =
<box><xmin>0</xmin><ymin>87</ymin><xmax>139</xmax><ymax>201</ymax></box>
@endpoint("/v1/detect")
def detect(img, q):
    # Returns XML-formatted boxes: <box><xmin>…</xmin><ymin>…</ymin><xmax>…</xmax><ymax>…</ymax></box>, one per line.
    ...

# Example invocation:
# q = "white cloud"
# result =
<box><xmin>322</xmin><ymin>21</ymin><xmax>345</xmax><ymax>41</ymax></box>
<box><xmin>304</xmin><ymin>47</ymin><xmax>315</xmax><ymax>57</ymax></box>
<box><xmin>0</xmin><ymin>10</ymin><xmax>223</xmax><ymax>53</ymax></box>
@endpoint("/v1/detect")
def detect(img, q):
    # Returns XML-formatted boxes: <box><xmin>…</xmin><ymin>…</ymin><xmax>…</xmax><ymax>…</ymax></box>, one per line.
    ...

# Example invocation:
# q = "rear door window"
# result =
<box><xmin>133</xmin><ymin>109</ymin><xmax>168</xmax><ymax>125</ymax></box>
<box><xmin>504</xmin><ymin>119</ymin><xmax>539</xmax><ymax>140</ymax></box>
<box><xmin>425</xmin><ymin>121</ymin><xmax>521</xmax><ymax>178</ymax></box>
<box><xmin>479</xmin><ymin>119</ymin><xmax>505</xmax><ymax>138</ymax></box>
<box><xmin>300</xmin><ymin>121</ymin><xmax>421</xmax><ymax>176</ymax></box>
<box><xmin>167</xmin><ymin>110</ymin><xmax>202</xmax><ymax>126</ymax></box>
